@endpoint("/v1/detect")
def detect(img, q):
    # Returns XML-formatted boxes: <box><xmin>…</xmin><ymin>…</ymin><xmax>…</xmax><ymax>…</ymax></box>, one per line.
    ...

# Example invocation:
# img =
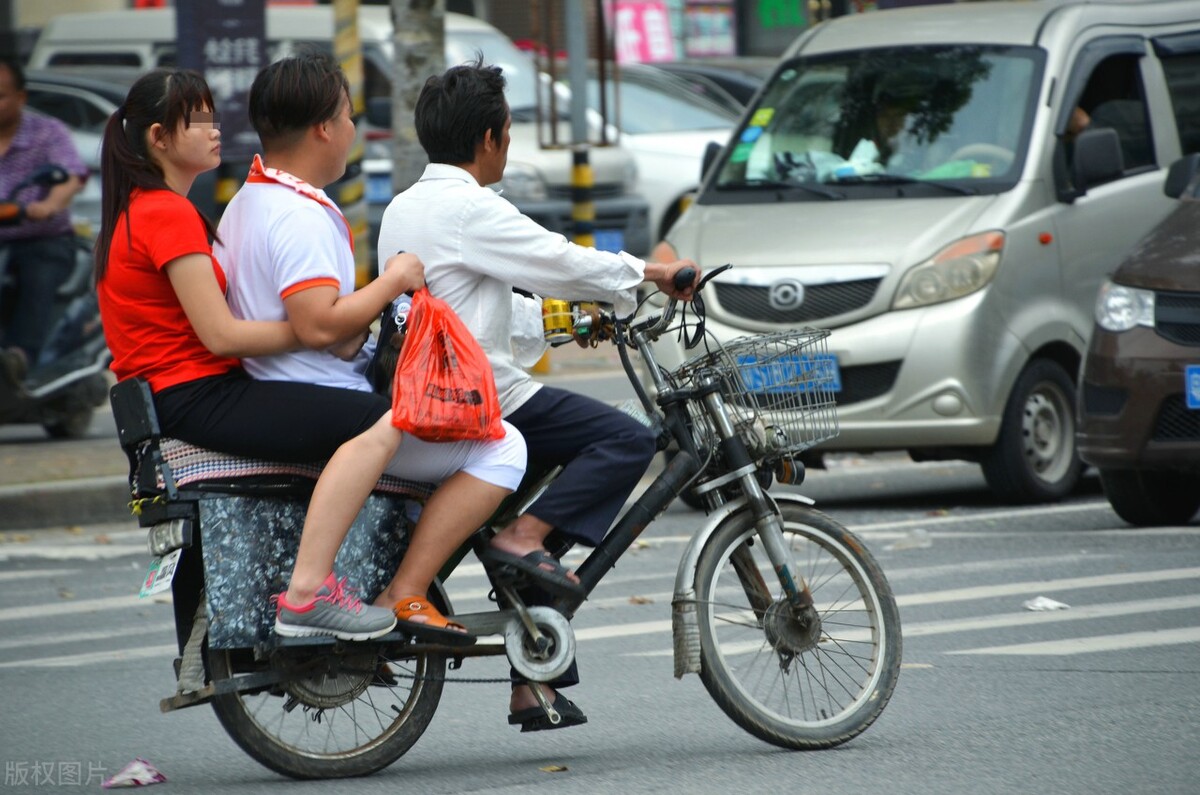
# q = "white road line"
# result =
<box><xmin>948</xmin><ymin>627</ymin><xmax>1200</xmax><ymax>656</ymax></box>
<box><xmin>0</xmin><ymin>594</ymin><xmax>168</xmax><ymax>622</ymax></box>
<box><xmin>0</xmin><ymin>568</ymin><xmax>78</xmax><ymax>582</ymax></box>
<box><xmin>0</xmin><ymin>644</ymin><xmax>177</xmax><ymax>669</ymax></box>
<box><xmin>0</xmin><ymin>545</ymin><xmax>145</xmax><ymax>561</ymax></box>
<box><xmin>896</xmin><ymin>567</ymin><xmax>1200</xmax><ymax>607</ymax></box>
<box><xmin>630</xmin><ymin>594</ymin><xmax>1200</xmax><ymax>658</ymax></box>
<box><xmin>0</xmin><ymin>622</ymin><xmax>175</xmax><ymax>651</ymax></box>
<box><xmin>903</xmin><ymin>594</ymin><xmax>1200</xmax><ymax>637</ymax></box>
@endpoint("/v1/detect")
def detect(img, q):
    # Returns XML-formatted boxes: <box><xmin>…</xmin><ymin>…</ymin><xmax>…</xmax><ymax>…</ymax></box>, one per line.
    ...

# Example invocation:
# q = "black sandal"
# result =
<box><xmin>508</xmin><ymin>692</ymin><xmax>589</xmax><ymax>732</ymax></box>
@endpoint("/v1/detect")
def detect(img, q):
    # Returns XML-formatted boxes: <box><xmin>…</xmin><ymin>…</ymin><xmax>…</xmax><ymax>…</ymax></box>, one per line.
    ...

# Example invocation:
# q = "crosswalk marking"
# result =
<box><xmin>0</xmin><ymin>568</ymin><xmax>78</xmax><ymax>581</ymax></box>
<box><xmin>0</xmin><ymin>622</ymin><xmax>175</xmax><ymax>651</ymax></box>
<box><xmin>948</xmin><ymin>627</ymin><xmax>1200</xmax><ymax>656</ymax></box>
<box><xmin>895</xmin><ymin>567</ymin><xmax>1200</xmax><ymax>607</ymax></box>
<box><xmin>0</xmin><ymin>644</ymin><xmax>178</xmax><ymax>669</ymax></box>
<box><xmin>0</xmin><ymin>594</ymin><xmax>167</xmax><ymax>623</ymax></box>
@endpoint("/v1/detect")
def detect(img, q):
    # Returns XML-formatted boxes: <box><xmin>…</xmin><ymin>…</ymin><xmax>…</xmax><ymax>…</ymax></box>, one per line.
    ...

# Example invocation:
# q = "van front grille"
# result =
<box><xmin>1155</xmin><ymin>291</ymin><xmax>1200</xmax><ymax>346</ymax></box>
<box><xmin>1151</xmin><ymin>395</ymin><xmax>1200</xmax><ymax>441</ymax></box>
<box><xmin>714</xmin><ymin>278</ymin><xmax>881</xmax><ymax>324</ymax></box>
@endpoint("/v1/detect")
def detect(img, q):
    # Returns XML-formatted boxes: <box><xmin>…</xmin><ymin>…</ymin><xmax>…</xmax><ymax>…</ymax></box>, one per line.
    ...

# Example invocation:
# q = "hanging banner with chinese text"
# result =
<box><xmin>613</xmin><ymin>1</ymin><xmax>677</xmax><ymax>64</ymax></box>
<box><xmin>176</xmin><ymin>0</ymin><xmax>266</xmax><ymax>161</ymax></box>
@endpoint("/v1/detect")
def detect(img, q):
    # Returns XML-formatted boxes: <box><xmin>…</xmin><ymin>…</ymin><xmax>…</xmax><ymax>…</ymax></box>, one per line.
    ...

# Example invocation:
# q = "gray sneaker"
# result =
<box><xmin>273</xmin><ymin>573</ymin><xmax>396</xmax><ymax>641</ymax></box>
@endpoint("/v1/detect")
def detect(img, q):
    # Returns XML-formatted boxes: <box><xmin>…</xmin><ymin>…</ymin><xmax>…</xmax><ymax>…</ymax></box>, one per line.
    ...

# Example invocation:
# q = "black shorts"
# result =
<box><xmin>153</xmin><ymin>370</ymin><xmax>389</xmax><ymax>463</ymax></box>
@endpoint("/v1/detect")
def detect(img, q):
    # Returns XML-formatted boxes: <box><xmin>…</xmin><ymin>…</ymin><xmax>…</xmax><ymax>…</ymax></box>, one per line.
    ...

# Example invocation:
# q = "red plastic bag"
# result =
<box><xmin>390</xmin><ymin>289</ymin><xmax>505</xmax><ymax>442</ymax></box>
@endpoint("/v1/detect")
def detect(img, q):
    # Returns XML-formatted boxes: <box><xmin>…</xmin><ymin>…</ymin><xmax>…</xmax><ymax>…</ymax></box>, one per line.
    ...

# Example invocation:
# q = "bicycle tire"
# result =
<box><xmin>208</xmin><ymin>638</ymin><xmax>446</xmax><ymax>779</ymax></box>
<box><xmin>693</xmin><ymin>502</ymin><xmax>901</xmax><ymax>749</ymax></box>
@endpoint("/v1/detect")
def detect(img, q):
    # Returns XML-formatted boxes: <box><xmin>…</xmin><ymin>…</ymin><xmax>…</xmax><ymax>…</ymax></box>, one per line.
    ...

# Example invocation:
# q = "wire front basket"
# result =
<box><xmin>669</xmin><ymin>329</ymin><xmax>840</xmax><ymax>459</ymax></box>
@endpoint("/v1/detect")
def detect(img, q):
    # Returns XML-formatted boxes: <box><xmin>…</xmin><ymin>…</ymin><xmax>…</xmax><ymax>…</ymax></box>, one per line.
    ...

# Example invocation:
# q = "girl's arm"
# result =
<box><xmin>166</xmin><ymin>253</ymin><xmax>300</xmax><ymax>358</ymax></box>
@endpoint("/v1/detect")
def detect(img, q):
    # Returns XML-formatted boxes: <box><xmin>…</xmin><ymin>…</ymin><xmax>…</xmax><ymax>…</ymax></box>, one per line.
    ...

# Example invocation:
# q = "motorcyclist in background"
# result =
<box><xmin>0</xmin><ymin>56</ymin><xmax>87</xmax><ymax>385</ymax></box>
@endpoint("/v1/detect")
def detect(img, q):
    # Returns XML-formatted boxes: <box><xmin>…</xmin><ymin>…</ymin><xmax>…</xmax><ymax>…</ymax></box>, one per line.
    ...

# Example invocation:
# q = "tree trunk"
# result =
<box><xmin>390</xmin><ymin>0</ymin><xmax>445</xmax><ymax>193</ymax></box>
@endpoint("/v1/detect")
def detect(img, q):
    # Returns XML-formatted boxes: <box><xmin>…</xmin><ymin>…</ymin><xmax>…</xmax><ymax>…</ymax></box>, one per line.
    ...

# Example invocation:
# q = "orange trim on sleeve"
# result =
<box><xmin>281</xmin><ymin>277</ymin><xmax>341</xmax><ymax>300</ymax></box>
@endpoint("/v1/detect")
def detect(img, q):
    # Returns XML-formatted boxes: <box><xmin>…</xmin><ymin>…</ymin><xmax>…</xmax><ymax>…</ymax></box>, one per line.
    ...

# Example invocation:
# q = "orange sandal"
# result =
<box><xmin>391</xmin><ymin>596</ymin><xmax>476</xmax><ymax>646</ymax></box>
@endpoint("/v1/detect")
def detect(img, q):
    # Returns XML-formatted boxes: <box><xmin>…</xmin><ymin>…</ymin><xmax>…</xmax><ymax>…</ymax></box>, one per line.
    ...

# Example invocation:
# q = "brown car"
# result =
<box><xmin>1077</xmin><ymin>154</ymin><xmax>1200</xmax><ymax>526</ymax></box>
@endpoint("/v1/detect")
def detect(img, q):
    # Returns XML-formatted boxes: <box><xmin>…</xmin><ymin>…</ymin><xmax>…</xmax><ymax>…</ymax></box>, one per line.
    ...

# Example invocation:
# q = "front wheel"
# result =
<box><xmin>693</xmin><ymin>503</ymin><xmax>901</xmax><ymax>749</ymax></box>
<box><xmin>208</xmin><ymin>641</ymin><xmax>446</xmax><ymax>779</ymax></box>
<box><xmin>981</xmin><ymin>358</ymin><xmax>1083</xmax><ymax>503</ymax></box>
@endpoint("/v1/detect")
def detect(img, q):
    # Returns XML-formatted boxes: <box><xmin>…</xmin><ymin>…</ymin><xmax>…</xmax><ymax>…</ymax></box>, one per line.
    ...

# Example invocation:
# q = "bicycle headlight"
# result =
<box><xmin>1094</xmin><ymin>280</ymin><xmax>1154</xmax><ymax>332</ymax></box>
<box><xmin>893</xmin><ymin>231</ymin><xmax>1004</xmax><ymax>310</ymax></box>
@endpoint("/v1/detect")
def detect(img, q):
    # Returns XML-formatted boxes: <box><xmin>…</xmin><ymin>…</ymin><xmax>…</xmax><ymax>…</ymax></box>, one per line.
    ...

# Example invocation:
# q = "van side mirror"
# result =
<box><xmin>1163</xmin><ymin>153</ymin><xmax>1200</xmax><ymax>200</ymax></box>
<box><xmin>365</xmin><ymin>97</ymin><xmax>392</xmax><ymax>129</ymax></box>
<box><xmin>1072</xmin><ymin>127</ymin><xmax>1124</xmax><ymax>194</ymax></box>
<box><xmin>701</xmin><ymin>141</ymin><xmax>723</xmax><ymax>182</ymax></box>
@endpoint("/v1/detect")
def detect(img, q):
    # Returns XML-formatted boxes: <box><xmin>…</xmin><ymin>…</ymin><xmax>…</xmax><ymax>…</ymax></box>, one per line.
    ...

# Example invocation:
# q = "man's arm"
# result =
<box><xmin>283</xmin><ymin>252</ymin><xmax>424</xmax><ymax>349</ymax></box>
<box><xmin>23</xmin><ymin>176</ymin><xmax>83</xmax><ymax>221</ymax></box>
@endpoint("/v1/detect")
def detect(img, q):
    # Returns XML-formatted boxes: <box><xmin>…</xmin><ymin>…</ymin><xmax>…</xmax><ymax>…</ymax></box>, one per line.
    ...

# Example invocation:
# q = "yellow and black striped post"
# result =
<box><xmin>571</xmin><ymin>147</ymin><xmax>595</xmax><ymax>248</ymax></box>
<box><xmin>333</xmin><ymin>0</ymin><xmax>370</xmax><ymax>287</ymax></box>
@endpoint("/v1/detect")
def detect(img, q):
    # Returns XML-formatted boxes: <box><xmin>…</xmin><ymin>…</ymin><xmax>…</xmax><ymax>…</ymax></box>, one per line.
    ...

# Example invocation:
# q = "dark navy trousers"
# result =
<box><xmin>506</xmin><ymin>385</ymin><xmax>657</xmax><ymax>546</ymax></box>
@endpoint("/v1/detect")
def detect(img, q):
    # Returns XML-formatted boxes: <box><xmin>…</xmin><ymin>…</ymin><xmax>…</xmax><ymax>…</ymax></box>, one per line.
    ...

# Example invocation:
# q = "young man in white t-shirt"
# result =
<box><xmin>216</xmin><ymin>53</ymin><xmax>527</xmax><ymax>645</ymax></box>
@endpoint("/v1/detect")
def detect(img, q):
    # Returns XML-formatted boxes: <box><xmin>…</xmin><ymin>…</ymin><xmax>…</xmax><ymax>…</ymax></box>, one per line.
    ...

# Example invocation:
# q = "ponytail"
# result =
<box><xmin>94</xmin><ymin>70</ymin><xmax>220</xmax><ymax>282</ymax></box>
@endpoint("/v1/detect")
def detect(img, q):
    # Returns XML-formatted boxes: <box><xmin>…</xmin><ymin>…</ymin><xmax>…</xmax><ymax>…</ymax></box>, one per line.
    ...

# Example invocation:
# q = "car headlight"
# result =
<box><xmin>496</xmin><ymin>162</ymin><xmax>547</xmax><ymax>201</ymax></box>
<box><xmin>892</xmin><ymin>231</ymin><xmax>1004</xmax><ymax>310</ymax></box>
<box><xmin>1094</xmin><ymin>280</ymin><xmax>1154</xmax><ymax>332</ymax></box>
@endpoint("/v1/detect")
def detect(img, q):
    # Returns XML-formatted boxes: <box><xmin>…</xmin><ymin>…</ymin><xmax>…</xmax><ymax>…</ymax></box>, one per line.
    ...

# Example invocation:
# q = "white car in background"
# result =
<box><xmin>577</xmin><ymin>64</ymin><xmax>740</xmax><ymax>241</ymax></box>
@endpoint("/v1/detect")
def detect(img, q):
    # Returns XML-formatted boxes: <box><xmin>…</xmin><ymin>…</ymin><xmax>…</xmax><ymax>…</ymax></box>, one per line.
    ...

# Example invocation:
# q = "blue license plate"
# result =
<box><xmin>366</xmin><ymin>174</ymin><xmax>393</xmax><ymax>204</ymax></box>
<box><xmin>593</xmin><ymin>229</ymin><xmax>624</xmax><ymax>253</ymax></box>
<box><xmin>1187</xmin><ymin>364</ymin><xmax>1200</xmax><ymax>409</ymax></box>
<box><xmin>738</xmin><ymin>353</ymin><xmax>842</xmax><ymax>393</ymax></box>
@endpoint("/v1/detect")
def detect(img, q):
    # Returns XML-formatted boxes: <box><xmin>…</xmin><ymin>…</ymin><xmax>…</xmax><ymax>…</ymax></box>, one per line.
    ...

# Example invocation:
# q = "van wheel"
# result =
<box><xmin>1099</xmin><ymin>469</ymin><xmax>1200</xmax><ymax>526</ymax></box>
<box><xmin>981</xmin><ymin>359</ymin><xmax>1082</xmax><ymax>503</ymax></box>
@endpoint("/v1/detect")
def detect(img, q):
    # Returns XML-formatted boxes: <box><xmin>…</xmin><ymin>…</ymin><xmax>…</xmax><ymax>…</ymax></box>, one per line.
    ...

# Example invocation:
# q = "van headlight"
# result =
<box><xmin>1095</xmin><ymin>280</ymin><xmax>1154</xmax><ymax>332</ymax></box>
<box><xmin>892</xmin><ymin>232</ymin><xmax>1004</xmax><ymax>310</ymax></box>
<box><xmin>496</xmin><ymin>162</ymin><xmax>548</xmax><ymax>201</ymax></box>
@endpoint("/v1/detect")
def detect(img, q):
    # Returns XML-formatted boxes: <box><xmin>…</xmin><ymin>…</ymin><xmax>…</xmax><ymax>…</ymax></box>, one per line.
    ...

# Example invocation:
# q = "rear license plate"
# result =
<box><xmin>593</xmin><ymin>229</ymin><xmax>624</xmax><ymax>253</ymax></box>
<box><xmin>1187</xmin><ymin>364</ymin><xmax>1200</xmax><ymax>409</ymax></box>
<box><xmin>738</xmin><ymin>353</ymin><xmax>842</xmax><ymax>393</ymax></box>
<box><xmin>140</xmin><ymin>548</ymin><xmax>181</xmax><ymax>598</ymax></box>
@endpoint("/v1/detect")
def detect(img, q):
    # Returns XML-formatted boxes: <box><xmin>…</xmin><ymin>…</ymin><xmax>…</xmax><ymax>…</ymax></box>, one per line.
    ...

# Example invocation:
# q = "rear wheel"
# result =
<box><xmin>1099</xmin><ymin>469</ymin><xmax>1200</xmax><ymax>526</ymax></box>
<box><xmin>693</xmin><ymin>503</ymin><xmax>901</xmax><ymax>749</ymax></box>
<box><xmin>982</xmin><ymin>358</ymin><xmax>1082</xmax><ymax>503</ymax></box>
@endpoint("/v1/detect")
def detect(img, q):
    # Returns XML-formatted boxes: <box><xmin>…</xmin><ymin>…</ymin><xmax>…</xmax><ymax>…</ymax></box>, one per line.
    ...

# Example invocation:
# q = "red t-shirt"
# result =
<box><xmin>98</xmin><ymin>189</ymin><xmax>240</xmax><ymax>391</ymax></box>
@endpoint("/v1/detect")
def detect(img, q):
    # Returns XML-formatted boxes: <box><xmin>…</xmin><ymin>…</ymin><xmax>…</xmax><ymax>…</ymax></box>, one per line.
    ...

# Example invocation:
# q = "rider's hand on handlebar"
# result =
<box><xmin>646</xmin><ymin>259</ymin><xmax>701</xmax><ymax>302</ymax></box>
<box><xmin>382</xmin><ymin>252</ymin><xmax>426</xmax><ymax>296</ymax></box>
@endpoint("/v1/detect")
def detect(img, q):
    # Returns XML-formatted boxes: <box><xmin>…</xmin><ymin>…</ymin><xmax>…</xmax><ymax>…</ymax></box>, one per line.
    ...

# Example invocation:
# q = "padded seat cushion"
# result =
<box><xmin>158</xmin><ymin>437</ymin><xmax>436</xmax><ymax>500</ymax></box>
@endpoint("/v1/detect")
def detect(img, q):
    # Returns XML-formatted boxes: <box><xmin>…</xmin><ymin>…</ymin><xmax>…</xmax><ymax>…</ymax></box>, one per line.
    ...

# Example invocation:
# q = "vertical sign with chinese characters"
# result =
<box><xmin>613</xmin><ymin>1</ymin><xmax>677</xmax><ymax>64</ymax></box>
<box><xmin>176</xmin><ymin>0</ymin><xmax>266</xmax><ymax>162</ymax></box>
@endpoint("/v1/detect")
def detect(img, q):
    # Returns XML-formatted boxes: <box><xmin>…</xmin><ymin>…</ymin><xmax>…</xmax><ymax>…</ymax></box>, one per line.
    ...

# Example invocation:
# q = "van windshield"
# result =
<box><xmin>712</xmin><ymin>45</ymin><xmax>1044</xmax><ymax>200</ymax></box>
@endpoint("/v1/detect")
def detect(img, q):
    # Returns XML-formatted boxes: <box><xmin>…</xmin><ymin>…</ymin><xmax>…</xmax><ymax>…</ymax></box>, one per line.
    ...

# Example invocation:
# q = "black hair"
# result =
<box><xmin>414</xmin><ymin>57</ymin><xmax>508</xmax><ymax>164</ymax></box>
<box><xmin>95</xmin><ymin>69</ymin><xmax>217</xmax><ymax>281</ymax></box>
<box><xmin>0</xmin><ymin>56</ymin><xmax>25</xmax><ymax>91</ymax></box>
<box><xmin>249</xmin><ymin>50</ymin><xmax>349</xmax><ymax>151</ymax></box>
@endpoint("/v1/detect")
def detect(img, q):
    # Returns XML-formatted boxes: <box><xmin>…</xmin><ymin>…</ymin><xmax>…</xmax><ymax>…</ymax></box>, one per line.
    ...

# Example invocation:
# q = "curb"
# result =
<box><xmin>0</xmin><ymin>475</ymin><xmax>133</xmax><ymax>531</ymax></box>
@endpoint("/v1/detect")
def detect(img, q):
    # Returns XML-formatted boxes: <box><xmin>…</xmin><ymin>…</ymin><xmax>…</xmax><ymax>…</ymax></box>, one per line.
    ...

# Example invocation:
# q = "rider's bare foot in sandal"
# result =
<box><xmin>488</xmin><ymin>514</ymin><xmax>581</xmax><ymax>586</ymax></box>
<box><xmin>508</xmin><ymin>684</ymin><xmax>588</xmax><ymax>732</ymax></box>
<box><xmin>372</xmin><ymin>593</ymin><xmax>476</xmax><ymax>645</ymax></box>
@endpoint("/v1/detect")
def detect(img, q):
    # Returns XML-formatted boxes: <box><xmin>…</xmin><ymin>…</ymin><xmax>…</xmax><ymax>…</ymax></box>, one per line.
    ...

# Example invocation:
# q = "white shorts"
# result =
<box><xmin>384</xmin><ymin>419</ymin><xmax>526</xmax><ymax>491</ymax></box>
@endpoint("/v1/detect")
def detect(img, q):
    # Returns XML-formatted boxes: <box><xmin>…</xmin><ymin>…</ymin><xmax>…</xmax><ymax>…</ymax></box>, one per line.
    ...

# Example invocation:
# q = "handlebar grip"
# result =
<box><xmin>673</xmin><ymin>266</ymin><xmax>697</xmax><ymax>293</ymax></box>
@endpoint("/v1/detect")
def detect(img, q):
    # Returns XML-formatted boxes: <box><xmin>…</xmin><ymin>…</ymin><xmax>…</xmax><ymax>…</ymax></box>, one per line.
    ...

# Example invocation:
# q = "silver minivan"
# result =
<box><xmin>655</xmin><ymin>0</ymin><xmax>1200</xmax><ymax>503</ymax></box>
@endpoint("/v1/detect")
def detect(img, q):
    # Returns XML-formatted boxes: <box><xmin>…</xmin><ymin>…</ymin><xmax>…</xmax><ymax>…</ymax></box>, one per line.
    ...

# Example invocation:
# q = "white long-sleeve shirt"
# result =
<box><xmin>378</xmin><ymin>163</ymin><xmax>648</xmax><ymax>415</ymax></box>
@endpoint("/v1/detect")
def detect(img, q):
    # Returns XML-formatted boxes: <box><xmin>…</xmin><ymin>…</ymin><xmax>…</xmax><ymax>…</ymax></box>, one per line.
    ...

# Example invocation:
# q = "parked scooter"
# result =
<box><xmin>0</xmin><ymin>164</ymin><xmax>110</xmax><ymax>438</ymax></box>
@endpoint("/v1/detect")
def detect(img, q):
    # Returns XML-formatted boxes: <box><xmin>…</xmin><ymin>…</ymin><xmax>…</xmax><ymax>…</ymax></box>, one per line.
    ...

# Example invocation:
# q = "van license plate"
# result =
<box><xmin>140</xmin><ymin>548</ymin><xmax>181</xmax><ymax>598</ymax></box>
<box><xmin>1187</xmin><ymin>365</ymin><xmax>1200</xmax><ymax>410</ymax></box>
<box><xmin>593</xmin><ymin>230</ymin><xmax>624</xmax><ymax>253</ymax></box>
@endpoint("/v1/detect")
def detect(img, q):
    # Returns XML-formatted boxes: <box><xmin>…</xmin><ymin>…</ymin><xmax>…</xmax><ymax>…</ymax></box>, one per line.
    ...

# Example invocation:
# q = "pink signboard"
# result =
<box><xmin>612</xmin><ymin>1</ymin><xmax>677</xmax><ymax>64</ymax></box>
